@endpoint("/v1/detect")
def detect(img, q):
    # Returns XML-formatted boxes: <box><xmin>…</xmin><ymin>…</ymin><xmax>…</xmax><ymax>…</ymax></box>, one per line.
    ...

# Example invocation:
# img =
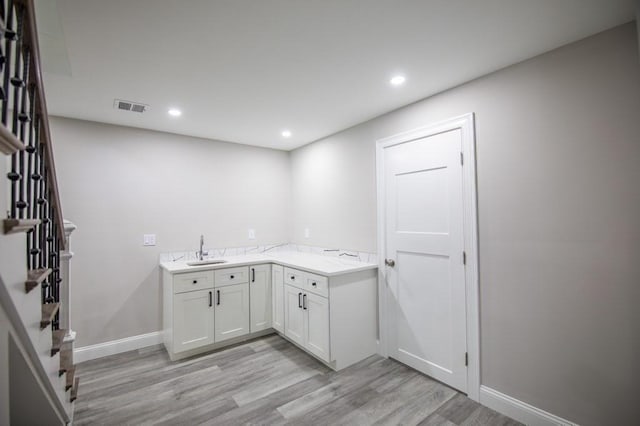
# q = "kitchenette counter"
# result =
<box><xmin>160</xmin><ymin>251</ymin><xmax>377</xmax><ymax>276</ymax></box>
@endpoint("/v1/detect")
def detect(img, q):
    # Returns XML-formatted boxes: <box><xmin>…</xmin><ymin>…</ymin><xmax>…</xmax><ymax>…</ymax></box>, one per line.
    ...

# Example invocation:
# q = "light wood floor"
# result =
<box><xmin>74</xmin><ymin>334</ymin><xmax>521</xmax><ymax>425</ymax></box>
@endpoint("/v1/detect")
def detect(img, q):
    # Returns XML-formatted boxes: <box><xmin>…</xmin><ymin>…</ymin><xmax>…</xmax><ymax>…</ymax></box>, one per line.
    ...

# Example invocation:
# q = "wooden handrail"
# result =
<box><xmin>15</xmin><ymin>0</ymin><xmax>65</xmax><ymax>249</ymax></box>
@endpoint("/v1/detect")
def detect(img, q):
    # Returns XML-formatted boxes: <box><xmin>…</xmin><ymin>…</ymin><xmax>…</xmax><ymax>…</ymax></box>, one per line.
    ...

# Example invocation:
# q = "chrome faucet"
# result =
<box><xmin>197</xmin><ymin>235</ymin><xmax>208</xmax><ymax>260</ymax></box>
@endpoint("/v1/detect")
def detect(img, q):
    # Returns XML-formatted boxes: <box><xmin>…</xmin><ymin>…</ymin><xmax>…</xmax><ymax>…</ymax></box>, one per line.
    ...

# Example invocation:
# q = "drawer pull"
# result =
<box><xmin>192</xmin><ymin>280</ymin><xmax>197</xmax><ymax>284</ymax></box>
<box><xmin>291</xmin><ymin>276</ymin><xmax>295</xmax><ymax>280</ymax></box>
<box><xmin>312</xmin><ymin>282</ymin><xmax>317</xmax><ymax>287</ymax></box>
<box><xmin>230</xmin><ymin>275</ymin><xmax>235</xmax><ymax>279</ymax></box>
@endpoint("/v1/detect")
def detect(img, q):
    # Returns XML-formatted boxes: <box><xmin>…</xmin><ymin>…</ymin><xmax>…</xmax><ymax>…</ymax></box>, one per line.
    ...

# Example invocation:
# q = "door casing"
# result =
<box><xmin>375</xmin><ymin>113</ymin><xmax>480</xmax><ymax>401</ymax></box>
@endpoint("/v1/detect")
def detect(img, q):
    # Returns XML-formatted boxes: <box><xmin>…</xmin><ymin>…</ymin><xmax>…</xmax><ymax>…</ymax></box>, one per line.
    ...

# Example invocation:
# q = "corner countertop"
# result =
<box><xmin>160</xmin><ymin>251</ymin><xmax>377</xmax><ymax>277</ymax></box>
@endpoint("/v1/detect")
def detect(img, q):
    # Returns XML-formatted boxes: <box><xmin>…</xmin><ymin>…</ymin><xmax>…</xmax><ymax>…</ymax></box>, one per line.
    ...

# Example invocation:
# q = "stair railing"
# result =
<box><xmin>1</xmin><ymin>0</ymin><xmax>66</xmax><ymax>328</ymax></box>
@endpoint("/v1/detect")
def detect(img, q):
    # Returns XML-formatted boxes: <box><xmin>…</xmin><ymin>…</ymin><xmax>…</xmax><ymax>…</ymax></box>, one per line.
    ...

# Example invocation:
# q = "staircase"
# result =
<box><xmin>0</xmin><ymin>0</ymin><xmax>78</xmax><ymax>424</ymax></box>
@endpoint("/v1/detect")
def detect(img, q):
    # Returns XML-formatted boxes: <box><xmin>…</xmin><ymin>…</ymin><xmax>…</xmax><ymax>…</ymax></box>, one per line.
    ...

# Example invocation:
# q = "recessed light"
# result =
<box><xmin>168</xmin><ymin>108</ymin><xmax>182</xmax><ymax>117</ymax></box>
<box><xmin>282</xmin><ymin>130</ymin><xmax>292</xmax><ymax>138</ymax></box>
<box><xmin>390</xmin><ymin>75</ymin><xmax>406</xmax><ymax>86</ymax></box>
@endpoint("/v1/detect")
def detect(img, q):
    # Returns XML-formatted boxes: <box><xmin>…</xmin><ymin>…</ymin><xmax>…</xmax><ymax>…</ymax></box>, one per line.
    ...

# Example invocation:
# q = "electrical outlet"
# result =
<box><xmin>143</xmin><ymin>234</ymin><xmax>156</xmax><ymax>246</ymax></box>
<box><xmin>304</xmin><ymin>228</ymin><xmax>310</xmax><ymax>238</ymax></box>
<box><xmin>248</xmin><ymin>228</ymin><xmax>256</xmax><ymax>240</ymax></box>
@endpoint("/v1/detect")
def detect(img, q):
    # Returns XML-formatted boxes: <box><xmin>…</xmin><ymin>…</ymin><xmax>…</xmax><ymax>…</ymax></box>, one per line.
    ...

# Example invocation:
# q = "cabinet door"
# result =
<box><xmin>271</xmin><ymin>265</ymin><xmax>285</xmax><ymax>333</ymax></box>
<box><xmin>214</xmin><ymin>283</ymin><xmax>250</xmax><ymax>343</ymax></box>
<box><xmin>304</xmin><ymin>292</ymin><xmax>330</xmax><ymax>362</ymax></box>
<box><xmin>173</xmin><ymin>289</ymin><xmax>215</xmax><ymax>353</ymax></box>
<box><xmin>250</xmin><ymin>264</ymin><xmax>272</xmax><ymax>333</ymax></box>
<box><xmin>284</xmin><ymin>284</ymin><xmax>305</xmax><ymax>346</ymax></box>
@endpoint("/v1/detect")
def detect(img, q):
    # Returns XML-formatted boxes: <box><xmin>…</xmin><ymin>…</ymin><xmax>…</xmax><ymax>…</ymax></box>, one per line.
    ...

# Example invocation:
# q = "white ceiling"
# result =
<box><xmin>37</xmin><ymin>0</ymin><xmax>635</xmax><ymax>150</ymax></box>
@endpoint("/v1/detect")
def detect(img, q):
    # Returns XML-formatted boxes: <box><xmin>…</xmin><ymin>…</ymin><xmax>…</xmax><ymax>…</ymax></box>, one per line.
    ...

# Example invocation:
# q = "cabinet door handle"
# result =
<box><xmin>217</xmin><ymin>290</ymin><xmax>221</xmax><ymax>305</ymax></box>
<box><xmin>303</xmin><ymin>294</ymin><xmax>307</xmax><ymax>310</ymax></box>
<box><xmin>209</xmin><ymin>291</ymin><xmax>212</xmax><ymax>307</ymax></box>
<box><xmin>298</xmin><ymin>292</ymin><xmax>302</xmax><ymax>309</ymax></box>
<box><xmin>251</xmin><ymin>268</ymin><xmax>255</xmax><ymax>283</ymax></box>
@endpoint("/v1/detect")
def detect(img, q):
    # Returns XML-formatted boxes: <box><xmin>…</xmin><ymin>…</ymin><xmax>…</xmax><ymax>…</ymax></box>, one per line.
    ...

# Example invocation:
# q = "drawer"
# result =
<box><xmin>173</xmin><ymin>270</ymin><xmax>214</xmax><ymax>294</ymax></box>
<box><xmin>284</xmin><ymin>267</ymin><xmax>305</xmax><ymax>288</ymax></box>
<box><xmin>215</xmin><ymin>266</ymin><xmax>249</xmax><ymax>287</ymax></box>
<box><xmin>305</xmin><ymin>272</ymin><xmax>328</xmax><ymax>297</ymax></box>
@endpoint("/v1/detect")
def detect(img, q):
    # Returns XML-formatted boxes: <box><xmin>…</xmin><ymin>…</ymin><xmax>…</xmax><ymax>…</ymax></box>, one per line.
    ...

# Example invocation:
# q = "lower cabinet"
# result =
<box><xmin>272</xmin><ymin>265</ymin><xmax>284</xmax><ymax>333</ymax></box>
<box><xmin>284</xmin><ymin>284</ymin><xmax>330</xmax><ymax>362</ymax></box>
<box><xmin>164</xmin><ymin>267</ymin><xmax>252</xmax><ymax>360</ymax></box>
<box><xmin>173</xmin><ymin>288</ymin><xmax>215</xmax><ymax>353</ymax></box>
<box><xmin>249</xmin><ymin>264</ymin><xmax>272</xmax><ymax>333</ymax></box>
<box><xmin>163</xmin><ymin>262</ymin><xmax>377</xmax><ymax>368</ymax></box>
<box><xmin>304</xmin><ymin>292</ymin><xmax>330</xmax><ymax>362</ymax></box>
<box><xmin>214</xmin><ymin>282</ymin><xmax>250</xmax><ymax>343</ymax></box>
<box><xmin>284</xmin><ymin>284</ymin><xmax>305</xmax><ymax>346</ymax></box>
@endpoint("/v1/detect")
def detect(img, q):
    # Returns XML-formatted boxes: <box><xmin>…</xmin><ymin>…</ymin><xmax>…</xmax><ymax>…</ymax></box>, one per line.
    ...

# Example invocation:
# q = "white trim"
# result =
<box><xmin>480</xmin><ymin>386</ymin><xmax>578</xmax><ymax>426</ymax></box>
<box><xmin>375</xmin><ymin>113</ymin><xmax>480</xmax><ymax>401</ymax></box>
<box><xmin>74</xmin><ymin>331</ymin><xmax>162</xmax><ymax>363</ymax></box>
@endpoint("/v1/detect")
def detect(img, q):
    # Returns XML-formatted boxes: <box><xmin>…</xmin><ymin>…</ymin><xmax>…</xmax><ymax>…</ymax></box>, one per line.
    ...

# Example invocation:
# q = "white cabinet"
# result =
<box><xmin>281</xmin><ymin>266</ymin><xmax>377</xmax><ymax>369</ymax></box>
<box><xmin>214</xmin><ymin>282</ymin><xmax>250</xmax><ymax>343</ymax></box>
<box><xmin>284</xmin><ymin>284</ymin><xmax>305</xmax><ymax>346</ymax></box>
<box><xmin>163</xmin><ymin>266</ymin><xmax>253</xmax><ymax>360</ymax></box>
<box><xmin>284</xmin><ymin>283</ymin><xmax>330</xmax><ymax>363</ymax></box>
<box><xmin>173</xmin><ymin>288</ymin><xmax>215</xmax><ymax>353</ymax></box>
<box><xmin>271</xmin><ymin>265</ymin><xmax>284</xmax><ymax>333</ymax></box>
<box><xmin>249</xmin><ymin>264</ymin><xmax>272</xmax><ymax>333</ymax></box>
<box><xmin>304</xmin><ymin>292</ymin><xmax>330</xmax><ymax>362</ymax></box>
<box><xmin>163</xmin><ymin>260</ymin><xmax>377</xmax><ymax>368</ymax></box>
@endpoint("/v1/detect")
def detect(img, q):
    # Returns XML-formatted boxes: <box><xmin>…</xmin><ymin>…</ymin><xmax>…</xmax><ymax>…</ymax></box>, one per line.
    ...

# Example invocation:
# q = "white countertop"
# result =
<box><xmin>160</xmin><ymin>251</ymin><xmax>377</xmax><ymax>277</ymax></box>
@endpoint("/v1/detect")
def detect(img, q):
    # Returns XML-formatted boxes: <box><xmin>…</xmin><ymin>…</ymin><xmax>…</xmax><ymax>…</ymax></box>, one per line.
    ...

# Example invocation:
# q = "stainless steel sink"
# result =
<box><xmin>186</xmin><ymin>259</ymin><xmax>228</xmax><ymax>266</ymax></box>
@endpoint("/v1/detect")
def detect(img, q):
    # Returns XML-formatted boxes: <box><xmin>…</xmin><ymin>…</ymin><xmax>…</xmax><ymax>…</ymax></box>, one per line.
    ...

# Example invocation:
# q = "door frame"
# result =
<box><xmin>375</xmin><ymin>113</ymin><xmax>480</xmax><ymax>401</ymax></box>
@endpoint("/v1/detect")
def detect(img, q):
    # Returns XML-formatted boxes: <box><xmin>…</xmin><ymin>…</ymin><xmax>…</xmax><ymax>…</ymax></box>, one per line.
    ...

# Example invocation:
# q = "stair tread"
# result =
<box><xmin>25</xmin><ymin>268</ymin><xmax>52</xmax><ymax>293</ymax></box>
<box><xmin>65</xmin><ymin>366</ymin><xmax>76</xmax><ymax>391</ymax></box>
<box><xmin>51</xmin><ymin>329</ymin><xmax>66</xmax><ymax>356</ymax></box>
<box><xmin>3</xmin><ymin>218</ymin><xmax>40</xmax><ymax>235</ymax></box>
<box><xmin>40</xmin><ymin>302</ymin><xmax>60</xmax><ymax>329</ymax></box>
<box><xmin>70</xmin><ymin>377</ymin><xmax>79</xmax><ymax>402</ymax></box>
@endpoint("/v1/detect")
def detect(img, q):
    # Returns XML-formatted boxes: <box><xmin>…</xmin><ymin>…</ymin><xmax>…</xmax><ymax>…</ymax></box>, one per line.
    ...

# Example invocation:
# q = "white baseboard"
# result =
<box><xmin>479</xmin><ymin>385</ymin><xmax>577</xmax><ymax>426</ymax></box>
<box><xmin>74</xmin><ymin>331</ymin><xmax>162</xmax><ymax>363</ymax></box>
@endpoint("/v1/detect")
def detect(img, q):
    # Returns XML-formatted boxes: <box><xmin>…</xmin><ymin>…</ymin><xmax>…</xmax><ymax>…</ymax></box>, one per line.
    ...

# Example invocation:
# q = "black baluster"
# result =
<box><xmin>52</xmin><ymin>220</ymin><xmax>59</xmax><ymax>329</ymax></box>
<box><xmin>29</xmin><ymin>106</ymin><xmax>39</xmax><ymax>269</ymax></box>
<box><xmin>44</xmin><ymin>198</ymin><xmax>53</xmax><ymax>305</ymax></box>
<box><xmin>12</xmin><ymin>5</ymin><xmax>26</xmax><ymax>217</ymax></box>
<box><xmin>39</xmin><ymin>156</ymin><xmax>47</xmax><ymax>269</ymax></box>
<box><xmin>20</xmin><ymin>49</ymin><xmax>32</xmax><ymax>216</ymax></box>
<box><xmin>2</xmin><ymin>0</ymin><xmax>14</xmax><ymax>126</ymax></box>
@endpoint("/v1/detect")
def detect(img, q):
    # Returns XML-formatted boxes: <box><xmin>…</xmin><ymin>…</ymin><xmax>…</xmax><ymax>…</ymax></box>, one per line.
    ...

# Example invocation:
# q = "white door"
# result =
<box><xmin>272</xmin><ymin>265</ymin><xmax>285</xmax><ymax>333</ymax></box>
<box><xmin>304</xmin><ymin>292</ymin><xmax>330</xmax><ymax>362</ymax></box>
<box><xmin>383</xmin><ymin>127</ymin><xmax>468</xmax><ymax>392</ymax></box>
<box><xmin>250</xmin><ymin>264</ymin><xmax>272</xmax><ymax>333</ymax></box>
<box><xmin>283</xmin><ymin>284</ymin><xmax>305</xmax><ymax>346</ymax></box>
<box><xmin>214</xmin><ymin>283</ymin><xmax>250</xmax><ymax>343</ymax></box>
<box><xmin>173</xmin><ymin>289</ymin><xmax>215</xmax><ymax>352</ymax></box>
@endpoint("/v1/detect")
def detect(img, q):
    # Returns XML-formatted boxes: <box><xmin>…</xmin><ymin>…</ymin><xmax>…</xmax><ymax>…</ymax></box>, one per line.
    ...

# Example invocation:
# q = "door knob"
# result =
<box><xmin>385</xmin><ymin>259</ymin><xmax>395</xmax><ymax>267</ymax></box>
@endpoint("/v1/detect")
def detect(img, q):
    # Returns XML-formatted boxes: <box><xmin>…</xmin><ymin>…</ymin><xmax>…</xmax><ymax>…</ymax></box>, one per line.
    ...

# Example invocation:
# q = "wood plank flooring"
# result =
<box><xmin>74</xmin><ymin>334</ymin><xmax>521</xmax><ymax>426</ymax></box>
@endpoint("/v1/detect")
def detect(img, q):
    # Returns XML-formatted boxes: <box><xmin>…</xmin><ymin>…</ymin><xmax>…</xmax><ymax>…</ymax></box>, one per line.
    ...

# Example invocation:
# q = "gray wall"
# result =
<box><xmin>290</xmin><ymin>23</ymin><xmax>640</xmax><ymax>425</ymax></box>
<box><xmin>50</xmin><ymin>118</ymin><xmax>291</xmax><ymax>347</ymax></box>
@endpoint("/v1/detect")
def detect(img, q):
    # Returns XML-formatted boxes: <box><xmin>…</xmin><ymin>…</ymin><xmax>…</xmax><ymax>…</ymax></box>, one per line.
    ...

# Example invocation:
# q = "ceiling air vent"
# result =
<box><xmin>113</xmin><ymin>99</ymin><xmax>149</xmax><ymax>113</ymax></box>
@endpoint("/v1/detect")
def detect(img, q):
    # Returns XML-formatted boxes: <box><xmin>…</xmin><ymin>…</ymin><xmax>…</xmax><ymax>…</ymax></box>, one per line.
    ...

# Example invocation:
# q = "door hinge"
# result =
<box><xmin>462</xmin><ymin>251</ymin><xmax>466</xmax><ymax>265</ymax></box>
<box><xmin>460</xmin><ymin>152</ymin><xmax>464</xmax><ymax>165</ymax></box>
<box><xmin>465</xmin><ymin>352</ymin><xmax>468</xmax><ymax>366</ymax></box>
